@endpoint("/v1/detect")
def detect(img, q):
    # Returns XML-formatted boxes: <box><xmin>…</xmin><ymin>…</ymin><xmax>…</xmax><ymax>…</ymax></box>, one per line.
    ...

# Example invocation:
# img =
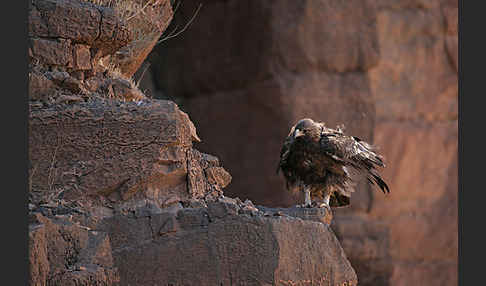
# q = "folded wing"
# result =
<box><xmin>319</xmin><ymin>128</ymin><xmax>390</xmax><ymax>194</ymax></box>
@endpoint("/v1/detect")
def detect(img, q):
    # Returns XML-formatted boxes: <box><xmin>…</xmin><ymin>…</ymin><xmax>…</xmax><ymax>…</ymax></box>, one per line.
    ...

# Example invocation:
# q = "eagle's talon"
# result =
<box><xmin>296</xmin><ymin>203</ymin><xmax>313</xmax><ymax>208</ymax></box>
<box><xmin>318</xmin><ymin>203</ymin><xmax>330</xmax><ymax>209</ymax></box>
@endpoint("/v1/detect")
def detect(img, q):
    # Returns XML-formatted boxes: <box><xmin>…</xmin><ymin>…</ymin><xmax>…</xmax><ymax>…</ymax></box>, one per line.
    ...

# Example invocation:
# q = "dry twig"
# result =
<box><xmin>157</xmin><ymin>3</ymin><xmax>202</xmax><ymax>44</ymax></box>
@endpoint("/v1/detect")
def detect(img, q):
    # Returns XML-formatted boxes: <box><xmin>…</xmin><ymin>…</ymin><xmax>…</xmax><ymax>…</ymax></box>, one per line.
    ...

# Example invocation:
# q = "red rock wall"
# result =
<box><xmin>148</xmin><ymin>0</ymin><xmax>458</xmax><ymax>285</ymax></box>
<box><xmin>151</xmin><ymin>0</ymin><xmax>380</xmax><ymax>208</ymax></box>
<box><xmin>364</xmin><ymin>1</ymin><xmax>458</xmax><ymax>284</ymax></box>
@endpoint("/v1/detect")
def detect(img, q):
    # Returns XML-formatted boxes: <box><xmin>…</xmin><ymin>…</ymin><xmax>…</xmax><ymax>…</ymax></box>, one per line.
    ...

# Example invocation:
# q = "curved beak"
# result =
<box><xmin>294</xmin><ymin>129</ymin><xmax>304</xmax><ymax>138</ymax></box>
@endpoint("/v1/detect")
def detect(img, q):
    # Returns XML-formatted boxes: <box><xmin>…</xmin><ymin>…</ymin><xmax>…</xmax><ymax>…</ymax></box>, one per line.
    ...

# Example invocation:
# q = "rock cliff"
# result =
<box><xmin>28</xmin><ymin>0</ymin><xmax>358</xmax><ymax>285</ymax></box>
<box><xmin>148</xmin><ymin>0</ymin><xmax>458</xmax><ymax>285</ymax></box>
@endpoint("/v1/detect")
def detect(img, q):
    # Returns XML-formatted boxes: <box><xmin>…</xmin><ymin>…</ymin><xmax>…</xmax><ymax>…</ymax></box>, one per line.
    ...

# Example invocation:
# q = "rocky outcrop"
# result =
<box><xmin>28</xmin><ymin>97</ymin><xmax>357</xmax><ymax>285</ymax></box>
<box><xmin>28</xmin><ymin>98</ymin><xmax>225</xmax><ymax>208</ymax></box>
<box><xmin>27</xmin><ymin>94</ymin><xmax>358</xmax><ymax>284</ymax></box>
<box><xmin>331</xmin><ymin>215</ymin><xmax>392</xmax><ymax>286</ymax></box>
<box><xmin>29</xmin><ymin>196</ymin><xmax>357</xmax><ymax>286</ymax></box>
<box><xmin>29</xmin><ymin>0</ymin><xmax>130</xmax><ymax>58</ymax></box>
<box><xmin>29</xmin><ymin>212</ymin><xmax>120</xmax><ymax>286</ymax></box>
<box><xmin>147</xmin><ymin>0</ymin><xmax>458</xmax><ymax>285</ymax></box>
<box><xmin>28</xmin><ymin>0</ymin><xmax>359</xmax><ymax>285</ymax></box>
<box><xmin>28</xmin><ymin>0</ymin><xmax>173</xmax><ymax>104</ymax></box>
<box><xmin>101</xmin><ymin>199</ymin><xmax>355</xmax><ymax>286</ymax></box>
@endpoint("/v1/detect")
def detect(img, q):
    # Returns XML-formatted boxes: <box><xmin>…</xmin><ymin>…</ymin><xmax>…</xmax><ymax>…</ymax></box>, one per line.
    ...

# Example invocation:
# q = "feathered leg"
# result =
<box><xmin>304</xmin><ymin>187</ymin><xmax>311</xmax><ymax>207</ymax></box>
<box><xmin>319</xmin><ymin>187</ymin><xmax>332</xmax><ymax>208</ymax></box>
<box><xmin>297</xmin><ymin>185</ymin><xmax>312</xmax><ymax>208</ymax></box>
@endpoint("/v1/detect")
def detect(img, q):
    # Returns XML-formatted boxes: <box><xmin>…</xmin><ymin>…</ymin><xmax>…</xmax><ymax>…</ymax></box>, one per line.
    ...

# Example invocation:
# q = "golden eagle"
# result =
<box><xmin>277</xmin><ymin>118</ymin><xmax>389</xmax><ymax>208</ymax></box>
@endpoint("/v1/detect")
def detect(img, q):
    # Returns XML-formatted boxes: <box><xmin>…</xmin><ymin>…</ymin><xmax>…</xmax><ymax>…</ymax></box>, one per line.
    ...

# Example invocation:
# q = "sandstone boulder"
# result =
<box><xmin>28</xmin><ymin>98</ymin><xmax>228</xmax><ymax>211</ymax></box>
<box><xmin>28</xmin><ymin>0</ymin><xmax>174</xmax><ymax>104</ymax></box>
<box><xmin>29</xmin><ymin>0</ymin><xmax>131</xmax><ymax>60</ymax></box>
<box><xmin>29</xmin><ymin>197</ymin><xmax>357</xmax><ymax>286</ymax></box>
<box><xmin>29</xmin><ymin>213</ymin><xmax>120</xmax><ymax>286</ymax></box>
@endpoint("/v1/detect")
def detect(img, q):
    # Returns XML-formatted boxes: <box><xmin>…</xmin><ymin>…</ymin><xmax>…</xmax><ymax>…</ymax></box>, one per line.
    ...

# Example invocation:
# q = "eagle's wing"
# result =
<box><xmin>319</xmin><ymin>129</ymin><xmax>390</xmax><ymax>193</ymax></box>
<box><xmin>276</xmin><ymin>125</ymin><xmax>295</xmax><ymax>174</ymax></box>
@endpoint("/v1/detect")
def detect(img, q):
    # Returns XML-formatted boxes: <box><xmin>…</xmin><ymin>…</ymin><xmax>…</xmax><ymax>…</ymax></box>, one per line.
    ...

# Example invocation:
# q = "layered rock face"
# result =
<box><xmin>29</xmin><ymin>196</ymin><xmax>358</xmax><ymax>285</ymax></box>
<box><xmin>148</xmin><ymin>0</ymin><xmax>458</xmax><ymax>285</ymax></box>
<box><xmin>364</xmin><ymin>1</ymin><xmax>458</xmax><ymax>284</ymax></box>
<box><xmin>28</xmin><ymin>0</ymin><xmax>359</xmax><ymax>285</ymax></box>
<box><xmin>29</xmin><ymin>0</ymin><xmax>173</xmax><ymax>103</ymax></box>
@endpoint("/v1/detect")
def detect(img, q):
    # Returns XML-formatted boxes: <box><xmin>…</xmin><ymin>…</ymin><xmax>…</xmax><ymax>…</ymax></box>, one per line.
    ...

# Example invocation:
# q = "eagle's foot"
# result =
<box><xmin>317</xmin><ymin>202</ymin><xmax>330</xmax><ymax>209</ymax></box>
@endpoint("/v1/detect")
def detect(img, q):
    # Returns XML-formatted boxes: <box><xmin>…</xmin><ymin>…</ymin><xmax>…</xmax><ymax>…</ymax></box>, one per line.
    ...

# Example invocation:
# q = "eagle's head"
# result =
<box><xmin>292</xmin><ymin>118</ymin><xmax>322</xmax><ymax>141</ymax></box>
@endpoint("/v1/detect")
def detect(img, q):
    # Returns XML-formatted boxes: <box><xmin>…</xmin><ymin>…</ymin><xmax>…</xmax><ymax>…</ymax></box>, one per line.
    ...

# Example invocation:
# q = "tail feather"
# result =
<box><xmin>356</xmin><ymin>141</ymin><xmax>386</xmax><ymax>168</ymax></box>
<box><xmin>366</xmin><ymin>149</ymin><xmax>385</xmax><ymax>168</ymax></box>
<box><xmin>368</xmin><ymin>170</ymin><xmax>390</xmax><ymax>194</ymax></box>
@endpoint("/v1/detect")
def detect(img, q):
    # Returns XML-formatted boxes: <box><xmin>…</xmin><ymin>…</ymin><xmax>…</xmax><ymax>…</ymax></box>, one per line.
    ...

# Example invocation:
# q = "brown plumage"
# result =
<box><xmin>277</xmin><ymin>118</ymin><xmax>390</xmax><ymax>208</ymax></box>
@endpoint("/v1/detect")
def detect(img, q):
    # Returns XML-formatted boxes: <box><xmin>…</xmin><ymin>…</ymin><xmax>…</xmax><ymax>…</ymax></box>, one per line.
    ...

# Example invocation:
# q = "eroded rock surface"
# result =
<box><xmin>28</xmin><ymin>98</ymin><xmax>226</xmax><ymax>208</ymax></box>
<box><xmin>28</xmin><ymin>1</ymin><xmax>359</xmax><ymax>285</ymax></box>
<box><xmin>29</xmin><ymin>212</ymin><xmax>120</xmax><ymax>286</ymax></box>
<box><xmin>148</xmin><ymin>1</ymin><xmax>458</xmax><ymax>285</ymax></box>
<box><xmin>28</xmin><ymin>94</ymin><xmax>357</xmax><ymax>285</ymax></box>
<box><xmin>28</xmin><ymin>0</ymin><xmax>173</xmax><ymax>104</ymax></box>
<box><xmin>29</xmin><ymin>196</ymin><xmax>356</xmax><ymax>286</ymax></box>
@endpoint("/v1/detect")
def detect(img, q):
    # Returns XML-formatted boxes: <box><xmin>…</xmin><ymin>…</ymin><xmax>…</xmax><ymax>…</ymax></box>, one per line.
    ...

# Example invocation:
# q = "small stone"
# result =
<box><xmin>234</xmin><ymin>197</ymin><xmax>243</xmax><ymax>205</ymax></box>
<box><xmin>73</xmin><ymin>44</ymin><xmax>92</xmax><ymax>70</ymax></box>
<box><xmin>244</xmin><ymin>199</ymin><xmax>255</xmax><ymax>207</ymax></box>
<box><xmin>217</xmin><ymin>196</ymin><xmax>237</xmax><ymax>205</ymax></box>
<box><xmin>48</xmin><ymin>70</ymin><xmax>70</xmax><ymax>84</ymax></box>
<box><xmin>239</xmin><ymin>205</ymin><xmax>260</xmax><ymax>216</ymax></box>
<box><xmin>62</xmin><ymin>77</ymin><xmax>83</xmax><ymax>93</ymax></box>
<box><xmin>241</xmin><ymin>205</ymin><xmax>258</xmax><ymax>213</ymax></box>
